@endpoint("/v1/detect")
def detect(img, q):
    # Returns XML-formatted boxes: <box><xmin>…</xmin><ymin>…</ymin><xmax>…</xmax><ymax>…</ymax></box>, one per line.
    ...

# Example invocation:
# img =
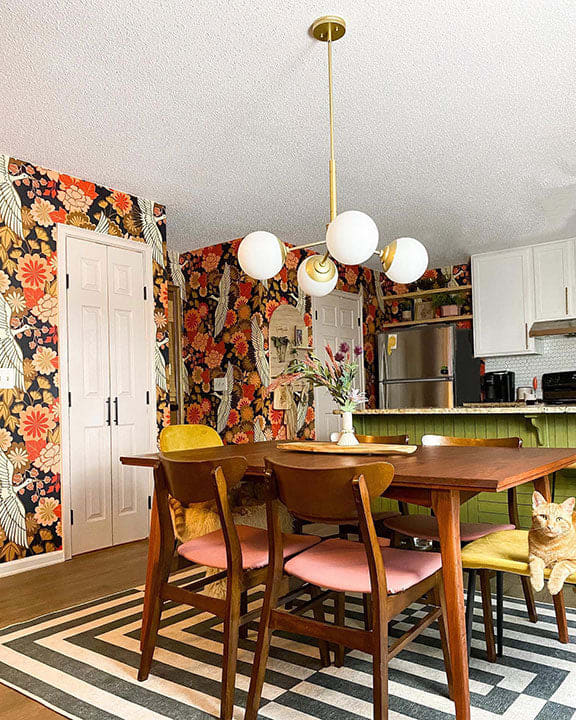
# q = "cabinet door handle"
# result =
<box><xmin>113</xmin><ymin>397</ymin><xmax>119</xmax><ymax>425</ymax></box>
<box><xmin>105</xmin><ymin>397</ymin><xmax>111</xmax><ymax>426</ymax></box>
<box><xmin>566</xmin><ymin>287</ymin><xmax>569</xmax><ymax>315</ymax></box>
<box><xmin>525</xmin><ymin>322</ymin><xmax>528</xmax><ymax>349</ymax></box>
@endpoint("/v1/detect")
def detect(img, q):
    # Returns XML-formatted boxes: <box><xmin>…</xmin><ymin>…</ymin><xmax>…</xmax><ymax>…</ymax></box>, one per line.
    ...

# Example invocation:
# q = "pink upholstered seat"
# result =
<box><xmin>283</xmin><ymin>537</ymin><xmax>441</xmax><ymax>594</ymax></box>
<box><xmin>177</xmin><ymin>525</ymin><xmax>321</xmax><ymax>570</ymax></box>
<box><xmin>382</xmin><ymin>514</ymin><xmax>515</xmax><ymax>542</ymax></box>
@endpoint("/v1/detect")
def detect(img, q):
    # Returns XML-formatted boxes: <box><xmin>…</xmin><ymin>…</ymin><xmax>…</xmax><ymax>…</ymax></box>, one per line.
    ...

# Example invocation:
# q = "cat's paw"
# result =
<box><xmin>531</xmin><ymin>576</ymin><xmax>545</xmax><ymax>592</ymax></box>
<box><xmin>548</xmin><ymin>577</ymin><xmax>564</xmax><ymax>596</ymax></box>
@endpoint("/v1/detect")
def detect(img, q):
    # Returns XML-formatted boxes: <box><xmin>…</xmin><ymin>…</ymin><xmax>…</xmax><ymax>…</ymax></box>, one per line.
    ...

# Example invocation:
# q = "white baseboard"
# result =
<box><xmin>0</xmin><ymin>550</ymin><xmax>65</xmax><ymax>578</ymax></box>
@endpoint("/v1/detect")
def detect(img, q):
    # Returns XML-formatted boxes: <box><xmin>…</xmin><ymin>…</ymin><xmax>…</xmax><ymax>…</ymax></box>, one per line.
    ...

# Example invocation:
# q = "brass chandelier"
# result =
<box><xmin>238</xmin><ymin>16</ymin><xmax>428</xmax><ymax>296</ymax></box>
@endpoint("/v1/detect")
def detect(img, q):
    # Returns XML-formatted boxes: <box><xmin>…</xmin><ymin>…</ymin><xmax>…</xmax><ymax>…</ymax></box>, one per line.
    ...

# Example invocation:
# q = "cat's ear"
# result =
<box><xmin>532</xmin><ymin>491</ymin><xmax>547</xmax><ymax>509</ymax></box>
<box><xmin>560</xmin><ymin>497</ymin><xmax>575</xmax><ymax>514</ymax></box>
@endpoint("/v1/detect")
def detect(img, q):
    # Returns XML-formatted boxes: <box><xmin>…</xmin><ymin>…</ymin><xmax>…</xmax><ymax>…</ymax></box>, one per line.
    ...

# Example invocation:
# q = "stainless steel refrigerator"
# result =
<box><xmin>377</xmin><ymin>325</ymin><xmax>481</xmax><ymax>408</ymax></box>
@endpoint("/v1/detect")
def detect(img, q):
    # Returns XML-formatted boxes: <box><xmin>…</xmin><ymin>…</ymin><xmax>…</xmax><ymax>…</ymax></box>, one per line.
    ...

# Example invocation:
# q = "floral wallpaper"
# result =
<box><xmin>179</xmin><ymin>241</ymin><xmax>387</xmax><ymax>441</ymax></box>
<box><xmin>0</xmin><ymin>154</ymin><xmax>168</xmax><ymax>564</ymax></box>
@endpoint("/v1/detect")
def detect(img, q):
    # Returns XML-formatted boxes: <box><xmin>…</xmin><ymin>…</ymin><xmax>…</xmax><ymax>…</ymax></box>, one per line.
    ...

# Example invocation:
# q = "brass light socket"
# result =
<box><xmin>304</xmin><ymin>255</ymin><xmax>337</xmax><ymax>283</ymax></box>
<box><xmin>380</xmin><ymin>240</ymin><xmax>397</xmax><ymax>273</ymax></box>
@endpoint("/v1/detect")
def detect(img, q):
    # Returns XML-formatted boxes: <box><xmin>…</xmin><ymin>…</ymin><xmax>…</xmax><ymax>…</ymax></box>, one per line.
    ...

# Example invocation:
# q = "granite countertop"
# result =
<box><xmin>353</xmin><ymin>406</ymin><xmax>576</xmax><ymax>415</ymax></box>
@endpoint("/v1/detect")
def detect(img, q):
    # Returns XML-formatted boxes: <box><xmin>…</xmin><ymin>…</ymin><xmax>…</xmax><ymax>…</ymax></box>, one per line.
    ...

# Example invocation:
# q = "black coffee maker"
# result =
<box><xmin>482</xmin><ymin>371</ymin><xmax>515</xmax><ymax>403</ymax></box>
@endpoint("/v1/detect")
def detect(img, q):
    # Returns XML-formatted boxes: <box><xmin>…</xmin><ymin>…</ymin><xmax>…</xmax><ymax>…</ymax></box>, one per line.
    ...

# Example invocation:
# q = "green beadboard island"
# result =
<box><xmin>353</xmin><ymin>406</ymin><xmax>576</xmax><ymax>527</ymax></box>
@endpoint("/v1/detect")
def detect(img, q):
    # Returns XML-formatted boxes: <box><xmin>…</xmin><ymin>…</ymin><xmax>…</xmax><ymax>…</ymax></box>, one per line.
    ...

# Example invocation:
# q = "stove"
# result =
<box><xmin>542</xmin><ymin>371</ymin><xmax>576</xmax><ymax>405</ymax></box>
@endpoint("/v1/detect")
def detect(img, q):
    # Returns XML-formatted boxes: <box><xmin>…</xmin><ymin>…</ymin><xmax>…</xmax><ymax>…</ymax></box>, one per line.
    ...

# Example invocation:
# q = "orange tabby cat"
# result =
<box><xmin>529</xmin><ymin>491</ymin><xmax>576</xmax><ymax>595</ymax></box>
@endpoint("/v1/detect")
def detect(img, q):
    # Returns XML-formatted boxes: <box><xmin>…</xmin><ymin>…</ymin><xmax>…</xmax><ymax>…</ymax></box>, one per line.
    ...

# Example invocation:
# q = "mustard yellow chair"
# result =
<box><xmin>159</xmin><ymin>424</ymin><xmax>223</xmax><ymax>452</ymax></box>
<box><xmin>462</xmin><ymin>529</ymin><xmax>574</xmax><ymax>656</ymax></box>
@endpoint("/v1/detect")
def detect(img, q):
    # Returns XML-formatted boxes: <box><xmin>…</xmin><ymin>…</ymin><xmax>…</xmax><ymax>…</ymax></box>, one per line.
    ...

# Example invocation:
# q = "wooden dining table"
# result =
<box><xmin>121</xmin><ymin>440</ymin><xmax>576</xmax><ymax>720</ymax></box>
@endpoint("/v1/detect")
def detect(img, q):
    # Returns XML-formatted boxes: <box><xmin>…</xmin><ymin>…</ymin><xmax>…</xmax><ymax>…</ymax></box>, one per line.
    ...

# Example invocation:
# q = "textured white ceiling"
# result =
<box><xmin>3</xmin><ymin>0</ymin><xmax>576</xmax><ymax>267</ymax></box>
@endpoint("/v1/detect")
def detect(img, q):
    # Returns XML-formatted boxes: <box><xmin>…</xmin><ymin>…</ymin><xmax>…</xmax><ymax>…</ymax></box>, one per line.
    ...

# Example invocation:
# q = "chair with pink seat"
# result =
<box><xmin>380</xmin><ymin>433</ymin><xmax>537</xmax><ymax>661</ymax></box>
<box><xmin>245</xmin><ymin>458</ymin><xmax>453</xmax><ymax>720</ymax></box>
<box><xmin>138</xmin><ymin>453</ymin><xmax>325</xmax><ymax>720</ymax></box>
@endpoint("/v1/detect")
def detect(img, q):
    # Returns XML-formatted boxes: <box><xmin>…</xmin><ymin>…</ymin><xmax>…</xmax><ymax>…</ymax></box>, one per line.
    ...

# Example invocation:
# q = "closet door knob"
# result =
<box><xmin>114</xmin><ymin>397</ymin><xmax>119</xmax><ymax>425</ymax></box>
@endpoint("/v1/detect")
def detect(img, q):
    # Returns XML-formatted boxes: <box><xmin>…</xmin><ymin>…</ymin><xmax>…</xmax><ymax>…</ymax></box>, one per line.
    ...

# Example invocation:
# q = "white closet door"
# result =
<box><xmin>107</xmin><ymin>246</ymin><xmax>151</xmax><ymax>545</ymax></box>
<box><xmin>67</xmin><ymin>238</ymin><xmax>113</xmax><ymax>555</ymax></box>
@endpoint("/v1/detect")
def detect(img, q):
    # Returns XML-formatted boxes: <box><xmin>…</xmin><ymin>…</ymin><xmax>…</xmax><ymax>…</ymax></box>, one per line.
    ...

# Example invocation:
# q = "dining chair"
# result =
<box><xmin>158</xmin><ymin>423</ymin><xmax>223</xmax><ymax>452</ymax></box>
<box><xmin>381</xmin><ymin>434</ymin><xmax>537</xmax><ymax>662</ymax></box>
<box><xmin>245</xmin><ymin>459</ymin><xmax>453</xmax><ymax>720</ymax></box>
<box><xmin>462</xmin><ymin>527</ymin><xmax>574</xmax><ymax>653</ymax></box>
<box><xmin>139</xmin><ymin>454</ymin><xmax>324</xmax><ymax>720</ymax></box>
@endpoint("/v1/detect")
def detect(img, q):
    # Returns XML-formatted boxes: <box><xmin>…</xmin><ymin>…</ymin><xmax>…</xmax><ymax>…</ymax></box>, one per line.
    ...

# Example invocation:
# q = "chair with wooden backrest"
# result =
<box><xmin>245</xmin><ymin>459</ymin><xmax>453</xmax><ymax>720</ymax></box>
<box><xmin>381</xmin><ymin>434</ymin><xmax>536</xmax><ymax>662</ymax></box>
<box><xmin>293</xmin><ymin>434</ymin><xmax>409</xmax><ymax>538</ymax></box>
<box><xmin>139</xmin><ymin>454</ymin><xmax>323</xmax><ymax>720</ymax></box>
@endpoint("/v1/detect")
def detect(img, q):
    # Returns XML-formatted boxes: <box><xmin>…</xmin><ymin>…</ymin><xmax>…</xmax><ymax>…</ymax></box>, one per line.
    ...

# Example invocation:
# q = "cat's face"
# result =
<box><xmin>532</xmin><ymin>492</ymin><xmax>575</xmax><ymax>537</ymax></box>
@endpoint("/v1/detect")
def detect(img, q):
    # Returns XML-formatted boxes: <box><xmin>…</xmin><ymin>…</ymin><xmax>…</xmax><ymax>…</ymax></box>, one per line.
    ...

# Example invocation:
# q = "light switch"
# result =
<box><xmin>0</xmin><ymin>368</ymin><xmax>15</xmax><ymax>389</ymax></box>
<box><xmin>213</xmin><ymin>376</ymin><xmax>227</xmax><ymax>392</ymax></box>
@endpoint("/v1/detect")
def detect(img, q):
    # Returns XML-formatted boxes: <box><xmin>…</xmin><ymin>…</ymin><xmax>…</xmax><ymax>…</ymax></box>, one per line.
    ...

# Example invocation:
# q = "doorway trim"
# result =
<box><xmin>57</xmin><ymin>224</ymin><xmax>157</xmax><ymax>560</ymax></box>
<box><xmin>311</xmin><ymin>289</ymin><xmax>365</xmax><ymax>438</ymax></box>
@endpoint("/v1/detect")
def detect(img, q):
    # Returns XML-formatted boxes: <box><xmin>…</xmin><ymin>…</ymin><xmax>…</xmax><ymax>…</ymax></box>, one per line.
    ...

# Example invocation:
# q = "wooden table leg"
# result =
<box><xmin>141</xmin><ymin>490</ymin><xmax>161</xmax><ymax>651</ymax></box>
<box><xmin>432</xmin><ymin>489</ymin><xmax>471</xmax><ymax>720</ymax></box>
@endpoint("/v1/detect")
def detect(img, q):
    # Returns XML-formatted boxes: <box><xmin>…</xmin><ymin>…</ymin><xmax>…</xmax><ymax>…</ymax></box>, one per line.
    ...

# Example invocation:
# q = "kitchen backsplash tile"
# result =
<box><xmin>484</xmin><ymin>335</ymin><xmax>576</xmax><ymax>394</ymax></box>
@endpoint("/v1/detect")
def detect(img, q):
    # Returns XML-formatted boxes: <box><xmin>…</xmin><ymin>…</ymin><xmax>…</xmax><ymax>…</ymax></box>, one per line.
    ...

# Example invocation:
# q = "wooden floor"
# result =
<box><xmin>0</xmin><ymin>540</ymin><xmax>574</xmax><ymax>720</ymax></box>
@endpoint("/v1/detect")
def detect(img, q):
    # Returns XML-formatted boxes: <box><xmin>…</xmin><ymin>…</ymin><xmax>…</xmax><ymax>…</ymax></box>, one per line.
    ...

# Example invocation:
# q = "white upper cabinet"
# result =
<box><xmin>532</xmin><ymin>239</ymin><xmax>576</xmax><ymax>321</ymax></box>
<box><xmin>472</xmin><ymin>247</ymin><xmax>536</xmax><ymax>357</ymax></box>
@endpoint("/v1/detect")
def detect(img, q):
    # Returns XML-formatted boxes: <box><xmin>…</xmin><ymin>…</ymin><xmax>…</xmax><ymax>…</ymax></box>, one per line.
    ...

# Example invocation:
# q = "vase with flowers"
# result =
<box><xmin>268</xmin><ymin>342</ymin><xmax>367</xmax><ymax>446</ymax></box>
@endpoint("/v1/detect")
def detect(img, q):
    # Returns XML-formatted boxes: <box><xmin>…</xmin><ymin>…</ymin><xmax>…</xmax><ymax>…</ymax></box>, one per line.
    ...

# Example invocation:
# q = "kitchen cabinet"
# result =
<box><xmin>472</xmin><ymin>247</ymin><xmax>536</xmax><ymax>357</ymax></box>
<box><xmin>532</xmin><ymin>239</ymin><xmax>576</xmax><ymax>321</ymax></box>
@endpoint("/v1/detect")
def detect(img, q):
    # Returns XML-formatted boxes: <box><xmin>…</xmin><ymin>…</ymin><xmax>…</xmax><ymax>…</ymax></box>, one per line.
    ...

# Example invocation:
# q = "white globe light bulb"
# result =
<box><xmin>297</xmin><ymin>255</ymin><xmax>338</xmax><ymax>297</ymax></box>
<box><xmin>383</xmin><ymin>237</ymin><xmax>428</xmax><ymax>284</ymax></box>
<box><xmin>237</xmin><ymin>231</ymin><xmax>285</xmax><ymax>280</ymax></box>
<box><xmin>325</xmin><ymin>210</ymin><xmax>379</xmax><ymax>265</ymax></box>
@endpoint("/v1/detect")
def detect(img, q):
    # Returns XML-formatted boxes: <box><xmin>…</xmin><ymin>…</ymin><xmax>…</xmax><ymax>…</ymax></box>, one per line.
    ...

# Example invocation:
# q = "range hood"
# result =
<box><xmin>529</xmin><ymin>319</ymin><xmax>576</xmax><ymax>337</ymax></box>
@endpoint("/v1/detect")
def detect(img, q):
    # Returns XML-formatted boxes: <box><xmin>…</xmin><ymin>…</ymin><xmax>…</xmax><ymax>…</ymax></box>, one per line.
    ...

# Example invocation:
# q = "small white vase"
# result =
<box><xmin>337</xmin><ymin>410</ymin><xmax>359</xmax><ymax>446</ymax></box>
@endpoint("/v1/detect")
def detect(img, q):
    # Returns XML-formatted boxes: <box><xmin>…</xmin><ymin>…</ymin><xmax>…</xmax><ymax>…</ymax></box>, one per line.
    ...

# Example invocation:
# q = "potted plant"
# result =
<box><xmin>268</xmin><ymin>342</ymin><xmax>366</xmax><ymax>446</ymax></box>
<box><xmin>432</xmin><ymin>293</ymin><xmax>465</xmax><ymax>318</ymax></box>
<box><xmin>399</xmin><ymin>301</ymin><xmax>412</xmax><ymax>321</ymax></box>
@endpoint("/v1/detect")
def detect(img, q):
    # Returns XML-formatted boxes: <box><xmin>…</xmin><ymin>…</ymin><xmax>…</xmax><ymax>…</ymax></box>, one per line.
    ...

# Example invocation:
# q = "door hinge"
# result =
<box><xmin>68</xmin><ymin>391</ymin><xmax>72</xmax><ymax>407</ymax></box>
<box><xmin>70</xmin><ymin>509</ymin><xmax>74</xmax><ymax>526</ymax></box>
<box><xmin>143</xmin><ymin>286</ymin><xmax>147</xmax><ymax>301</ymax></box>
<box><xmin>65</xmin><ymin>273</ymin><xmax>70</xmax><ymax>290</ymax></box>
<box><xmin>148</xmin><ymin>495</ymin><xmax>152</xmax><ymax>510</ymax></box>
<box><xmin>145</xmin><ymin>390</ymin><xmax>150</xmax><ymax>405</ymax></box>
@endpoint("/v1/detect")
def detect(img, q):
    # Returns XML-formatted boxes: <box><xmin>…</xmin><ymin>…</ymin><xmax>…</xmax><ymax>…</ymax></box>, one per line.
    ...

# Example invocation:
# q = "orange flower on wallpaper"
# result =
<box><xmin>231</xmin><ymin>331</ymin><xmax>248</xmax><ymax>357</ymax></box>
<box><xmin>191</xmin><ymin>332</ymin><xmax>209</xmax><ymax>352</ymax></box>
<box><xmin>227</xmin><ymin>409</ymin><xmax>240</xmax><ymax>427</ymax></box>
<box><xmin>110</xmin><ymin>190</ymin><xmax>133</xmax><ymax>216</ymax></box>
<box><xmin>19</xmin><ymin>405</ymin><xmax>56</xmax><ymax>442</ymax></box>
<box><xmin>30</xmin><ymin>197</ymin><xmax>56</xmax><ymax>227</ymax></box>
<box><xmin>57</xmin><ymin>175</ymin><xmax>97</xmax><ymax>213</ymax></box>
<box><xmin>159</xmin><ymin>281</ymin><xmax>168</xmax><ymax>309</ymax></box>
<box><xmin>16</xmin><ymin>254</ymin><xmax>54</xmax><ymax>289</ymax></box>
<box><xmin>202</xmin><ymin>252</ymin><xmax>220</xmax><ymax>273</ymax></box>
<box><xmin>187</xmin><ymin>404</ymin><xmax>204</xmax><ymax>424</ymax></box>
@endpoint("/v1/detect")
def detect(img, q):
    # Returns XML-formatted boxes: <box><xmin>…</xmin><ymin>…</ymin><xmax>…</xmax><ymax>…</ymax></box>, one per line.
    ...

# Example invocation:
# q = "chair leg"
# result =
<box><xmin>245</xmin><ymin>578</ymin><xmax>282</xmax><ymax>720</ymax></box>
<box><xmin>221</xmin><ymin>584</ymin><xmax>241</xmax><ymax>720</ymax></box>
<box><xmin>496</xmin><ymin>572</ymin><xmax>504</xmax><ymax>657</ymax></box>
<box><xmin>465</xmin><ymin>569</ymin><xmax>476</xmax><ymax>656</ymax></box>
<box><xmin>363</xmin><ymin>593</ymin><xmax>373</xmax><ymax>631</ymax></box>
<box><xmin>310</xmin><ymin>586</ymin><xmax>331</xmax><ymax>667</ymax></box>
<box><xmin>372</xmin><ymin>610</ymin><xmax>389</xmax><ymax>720</ymax></box>
<box><xmin>334</xmin><ymin>593</ymin><xmax>346</xmax><ymax>667</ymax></box>
<box><xmin>239</xmin><ymin>590</ymin><xmax>249</xmax><ymax>640</ymax></box>
<box><xmin>479</xmin><ymin>571</ymin><xmax>496</xmax><ymax>663</ymax></box>
<box><xmin>520</xmin><ymin>576</ymin><xmax>538</xmax><ymax>623</ymax></box>
<box><xmin>553</xmin><ymin>591</ymin><xmax>569</xmax><ymax>644</ymax></box>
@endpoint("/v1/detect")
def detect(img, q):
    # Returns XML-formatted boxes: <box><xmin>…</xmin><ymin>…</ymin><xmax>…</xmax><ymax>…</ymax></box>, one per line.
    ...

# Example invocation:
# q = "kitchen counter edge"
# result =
<box><xmin>353</xmin><ymin>406</ymin><xmax>576</xmax><ymax>415</ymax></box>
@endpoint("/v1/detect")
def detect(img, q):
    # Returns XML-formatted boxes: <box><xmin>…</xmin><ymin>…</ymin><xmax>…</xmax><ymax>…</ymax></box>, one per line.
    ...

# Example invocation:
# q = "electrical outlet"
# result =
<box><xmin>0</xmin><ymin>368</ymin><xmax>15</xmax><ymax>389</ymax></box>
<box><xmin>213</xmin><ymin>376</ymin><xmax>227</xmax><ymax>392</ymax></box>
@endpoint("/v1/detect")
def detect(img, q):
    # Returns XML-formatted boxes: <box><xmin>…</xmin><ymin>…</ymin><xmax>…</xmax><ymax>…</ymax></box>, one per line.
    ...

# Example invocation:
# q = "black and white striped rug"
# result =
<box><xmin>0</xmin><ymin>567</ymin><xmax>575</xmax><ymax>720</ymax></box>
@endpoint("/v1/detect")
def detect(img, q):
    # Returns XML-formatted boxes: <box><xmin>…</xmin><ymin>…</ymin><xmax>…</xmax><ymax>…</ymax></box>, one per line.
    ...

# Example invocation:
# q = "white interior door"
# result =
<box><xmin>67</xmin><ymin>238</ymin><xmax>113</xmax><ymax>555</ymax></box>
<box><xmin>107</xmin><ymin>246</ymin><xmax>151</xmax><ymax>545</ymax></box>
<box><xmin>312</xmin><ymin>291</ymin><xmax>364</xmax><ymax>441</ymax></box>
